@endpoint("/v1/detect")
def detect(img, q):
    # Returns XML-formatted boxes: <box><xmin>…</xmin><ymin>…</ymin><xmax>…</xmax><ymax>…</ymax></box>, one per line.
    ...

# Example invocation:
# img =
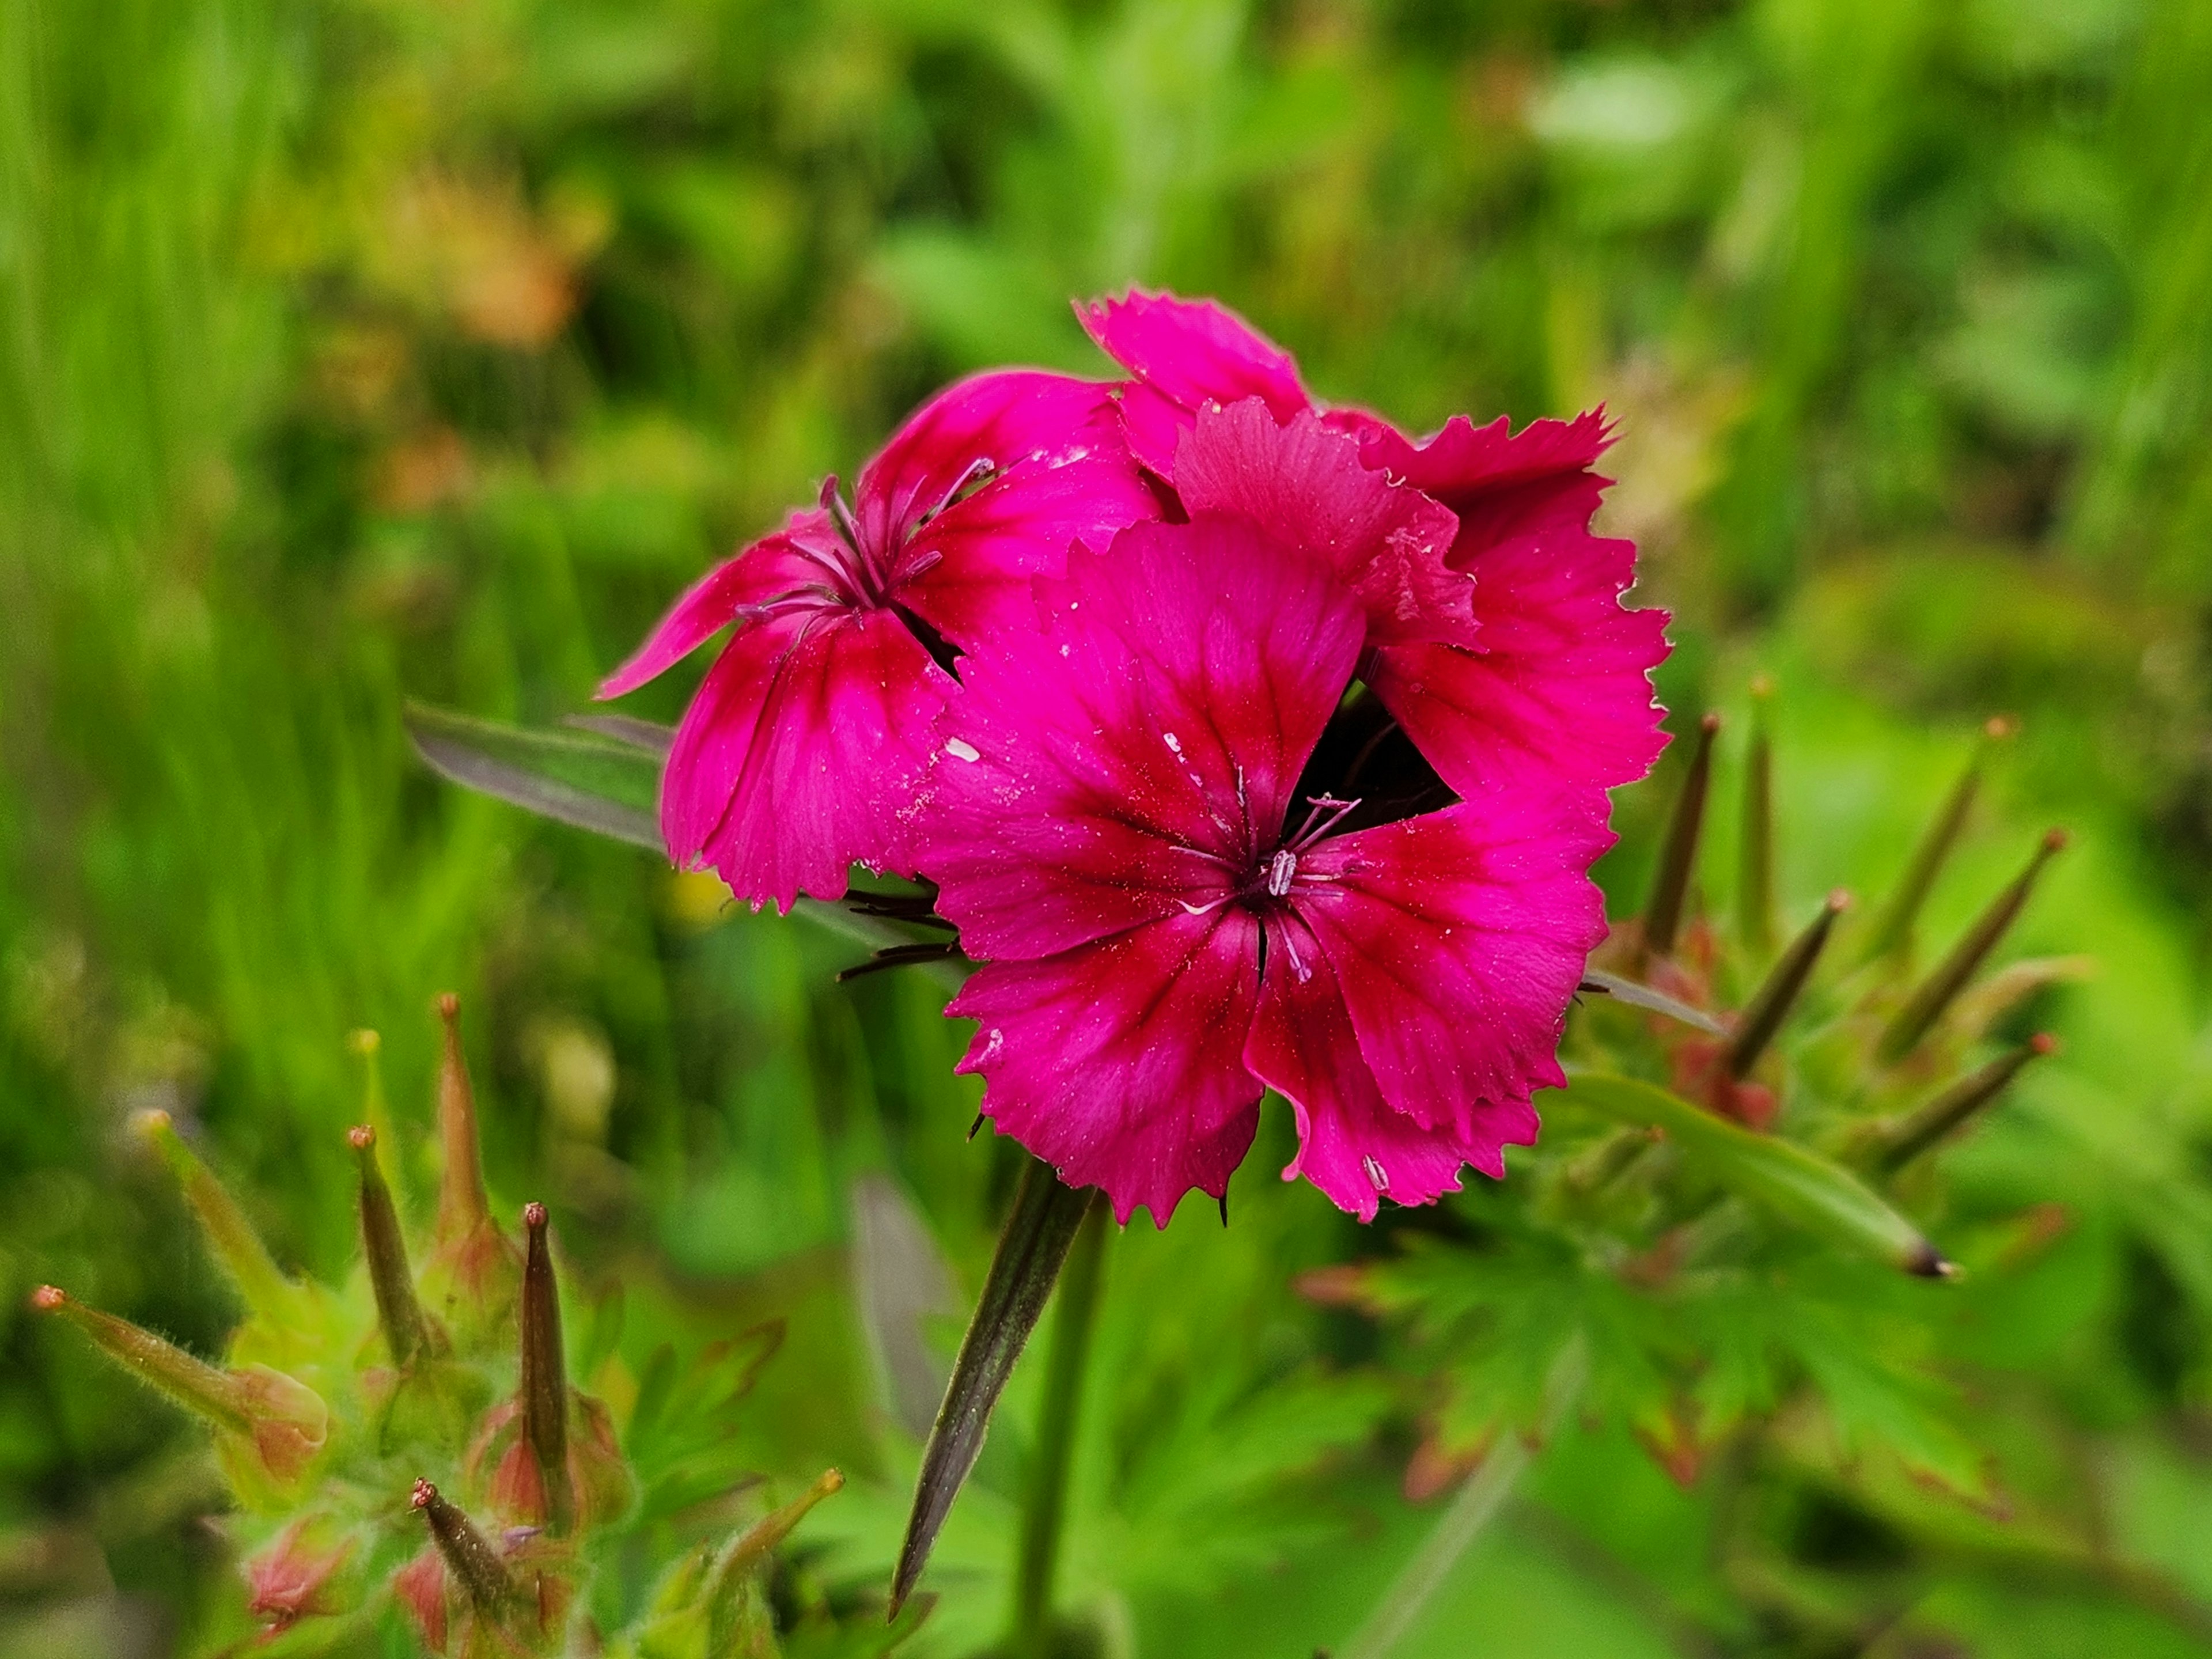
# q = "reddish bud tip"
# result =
<box><xmin>436</xmin><ymin>992</ymin><xmax>460</xmax><ymax>1022</ymax></box>
<box><xmin>2042</xmin><ymin>827</ymin><xmax>2069</xmax><ymax>853</ymax></box>
<box><xmin>348</xmin><ymin>1124</ymin><xmax>376</xmax><ymax>1151</ymax></box>
<box><xmin>1825</xmin><ymin>888</ymin><xmax>1853</xmax><ymax>912</ymax></box>
<box><xmin>1749</xmin><ymin>673</ymin><xmax>1774</xmax><ymax>699</ymax></box>
<box><xmin>2031</xmin><ymin>1032</ymin><xmax>2059</xmax><ymax>1056</ymax></box>
<box><xmin>1983</xmin><ymin>715</ymin><xmax>2018</xmax><ymax>741</ymax></box>
<box><xmin>412</xmin><ymin>1478</ymin><xmax>438</xmax><ymax>1510</ymax></box>
<box><xmin>523</xmin><ymin>1201</ymin><xmax>547</xmax><ymax>1232</ymax></box>
<box><xmin>31</xmin><ymin>1285</ymin><xmax>65</xmax><ymax>1312</ymax></box>
<box><xmin>1699</xmin><ymin>711</ymin><xmax>1722</xmax><ymax>734</ymax></box>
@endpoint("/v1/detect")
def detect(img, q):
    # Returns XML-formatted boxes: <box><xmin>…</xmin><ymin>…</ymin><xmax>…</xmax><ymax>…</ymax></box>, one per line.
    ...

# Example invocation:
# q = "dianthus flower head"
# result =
<box><xmin>1079</xmin><ymin>289</ymin><xmax>1671</xmax><ymax>803</ymax></box>
<box><xmin>921</xmin><ymin>515</ymin><xmax>1612</xmax><ymax>1225</ymax></box>
<box><xmin>599</xmin><ymin>370</ymin><xmax>1155</xmax><ymax>910</ymax></box>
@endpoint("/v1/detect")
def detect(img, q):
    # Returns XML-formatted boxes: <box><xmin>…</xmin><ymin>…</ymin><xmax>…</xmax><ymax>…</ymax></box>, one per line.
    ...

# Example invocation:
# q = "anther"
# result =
<box><xmin>1266</xmin><ymin>850</ymin><xmax>1298</xmax><ymax>897</ymax></box>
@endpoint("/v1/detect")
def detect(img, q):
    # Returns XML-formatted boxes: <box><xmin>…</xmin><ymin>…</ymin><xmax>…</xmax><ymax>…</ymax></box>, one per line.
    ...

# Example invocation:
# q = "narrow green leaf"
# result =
<box><xmin>1578</xmin><ymin>969</ymin><xmax>1728</xmax><ymax>1036</ymax></box>
<box><xmin>1559</xmin><ymin>1073</ymin><xmax>1953</xmax><ymax>1277</ymax></box>
<box><xmin>404</xmin><ymin>700</ymin><xmax>661</xmax><ymax>849</ymax></box>
<box><xmin>404</xmin><ymin>703</ymin><xmax>967</xmax><ymax>987</ymax></box>
<box><xmin>891</xmin><ymin>1158</ymin><xmax>1095</xmax><ymax>1616</ymax></box>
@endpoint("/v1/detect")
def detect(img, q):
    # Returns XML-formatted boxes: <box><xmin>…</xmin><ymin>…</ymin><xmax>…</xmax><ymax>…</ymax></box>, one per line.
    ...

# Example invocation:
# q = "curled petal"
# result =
<box><xmin>1366</xmin><ymin>527</ymin><xmax>1669</xmax><ymax>801</ymax></box>
<box><xmin>1247</xmin><ymin>910</ymin><xmax>1518</xmax><ymax>1219</ymax></box>
<box><xmin>1294</xmin><ymin>800</ymin><xmax>1611</xmax><ymax>1130</ymax></box>
<box><xmin>951</xmin><ymin>910</ymin><xmax>1265</xmax><ymax>1226</ymax></box>
<box><xmin>1173</xmin><ymin>400</ymin><xmax>1474</xmax><ymax>648</ymax></box>
<box><xmin>899</xmin><ymin>450</ymin><xmax>1158</xmax><ymax>649</ymax></box>
<box><xmin>857</xmin><ymin>369</ymin><xmax>1123</xmax><ymax>551</ymax></box>
<box><xmin>664</xmin><ymin>608</ymin><xmax>950</xmax><ymax>910</ymax></box>
<box><xmin>597</xmin><ymin>516</ymin><xmax>849</xmax><ymax>699</ymax></box>
<box><xmin>1338</xmin><ymin>407</ymin><xmax>1614</xmax><ymax>532</ymax></box>
<box><xmin>928</xmin><ymin>518</ymin><xmax>1365</xmax><ymax>960</ymax></box>
<box><xmin>1077</xmin><ymin>290</ymin><xmax>1309</xmax><ymax>476</ymax></box>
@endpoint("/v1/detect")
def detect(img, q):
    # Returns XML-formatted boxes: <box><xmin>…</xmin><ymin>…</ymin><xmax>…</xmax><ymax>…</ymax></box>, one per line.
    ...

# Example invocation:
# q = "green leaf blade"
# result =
<box><xmin>1559</xmin><ymin>1073</ymin><xmax>1952</xmax><ymax>1278</ymax></box>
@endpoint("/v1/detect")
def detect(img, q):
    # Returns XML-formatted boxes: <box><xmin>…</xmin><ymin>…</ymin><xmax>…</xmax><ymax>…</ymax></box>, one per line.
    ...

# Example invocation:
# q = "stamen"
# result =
<box><xmin>1288</xmin><ymin>794</ymin><xmax>1362</xmax><ymax>851</ymax></box>
<box><xmin>1266</xmin><ymin>849</ymin><xmax>1298</xmax><ymax>897</ymax></box>
<box><xmin>819</xmin><ymin>475</ymin><xmax>864</xmax><ymax>552</ymax></box>
<box><xmin>1169</xmin><ymin>844</ymin><xmax>1236</xmax><ymax>869</ymax></box>
<box><xmin>921</xmin><ymin>455</ymin><xmax>997</xmax><ymax>524</ymax></box>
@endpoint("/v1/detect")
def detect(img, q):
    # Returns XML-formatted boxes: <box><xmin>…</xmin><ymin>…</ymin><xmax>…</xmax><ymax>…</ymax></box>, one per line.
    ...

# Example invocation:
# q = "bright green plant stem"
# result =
<box><xmin>1011</xmin><ymin>1191</ymin><xmax>1111</xmax><ymax>1659</ymax></box>
<box><xmin>1339</xmin><ymin>1337</ymin><xmax>1588</xmax><ymax>1659</ymax></box>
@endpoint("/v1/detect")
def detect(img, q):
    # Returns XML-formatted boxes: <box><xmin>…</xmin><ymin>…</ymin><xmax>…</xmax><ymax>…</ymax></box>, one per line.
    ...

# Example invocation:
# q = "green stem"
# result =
<box><xmin>1339</xmin><ymin>1336</ymin><xmax>1588</xmax><ymax>1659</ymax></box>
<box><xmin>1010</xmin><ymin>1191</ymin><xmax>1109</xmax><ymax>1659</ymax></box>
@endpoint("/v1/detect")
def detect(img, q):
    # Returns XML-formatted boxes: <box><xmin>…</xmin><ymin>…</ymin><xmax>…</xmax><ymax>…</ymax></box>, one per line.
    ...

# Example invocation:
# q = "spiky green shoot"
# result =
<box><xmin>1643</xmin><ymin>712</ymin><xmax>1721</xmax><ymax>960</ymax></box>
<box><xmin>1877</xmin><ymin>829</ymin><xmax>2067</xmax><ymax>1065</ymax></box>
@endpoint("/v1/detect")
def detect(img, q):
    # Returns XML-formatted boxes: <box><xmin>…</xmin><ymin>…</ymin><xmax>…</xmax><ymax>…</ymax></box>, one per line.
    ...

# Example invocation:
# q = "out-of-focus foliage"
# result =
<box><xmin>1</xmin><ymin>0</ymin><xmax>2208</xmax><ymax>1655</ymax></box>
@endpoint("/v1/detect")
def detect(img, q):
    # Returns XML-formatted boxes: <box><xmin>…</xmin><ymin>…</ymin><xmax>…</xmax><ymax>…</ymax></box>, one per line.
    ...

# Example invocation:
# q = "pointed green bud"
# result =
<box><xmin>707</xmin><ymin>1469</ymin><xmax>843</xmax><ymax>1626</ymax></box>
<box><xmin>1862</xmin><ymin>717</ymin><xmax>2014</xmax><ymax>967</ymax></box>
<box><xmin>421</xmin><ymin>995</ymin><xmax>519</xmax><ymax>1336</ymax></box>
<box><xmin>1642</xmin><ymin>713</ymin><xmax>1719</xmax><ymax>960</ymax></box>
<box><xmin>411</xmin><ymin>1479</ymin><xmax>517</xmax><ymax>1613</ymax></box>
<box><xmin>351</xmin><ymin>1126</ymin><xmax>432</xmax><ymax>1366</ymax></box>
<box><xmin>1877</xmin><ymin>829</ymin><xmax>2066</xmax><ymax>1066</ymax></box>
<box><xmin>1737</xmin><ymin>676</ymin><xmax>1777</xmax><ymax>957</ymax></box>
<box><xmin>1727</xmin><ymin>889</ymin><xmax>1848</xmax><ymax>1078</ymax></box>
<box><xmin>349</xmin><ymin>1027</ymin><xmax>405</xmax><ymax>1200</ymax></box>
<box><xmin>434</xmin><ymin>994</ymin><xmax>493</xmax><ymax>1248</ymax></box>
<box><xmin>519</xmin><ymin>1202</ymin><xmax>575</xmax><ymax>1533</ymax></box>
<box><xmin>132</xmin><ymin>1109</ymin><xmax>303</xmax><ymax>1327</ymax></box>
<box><xmin>1876</xmin><ymin>1035</ymin><xmax>2057</xmax><ymax>1174</ymax></box>
<box><xmin>32</xmin><ymin>1287</ymin><xmax>328</xmax><ymax>1480</ymax></box>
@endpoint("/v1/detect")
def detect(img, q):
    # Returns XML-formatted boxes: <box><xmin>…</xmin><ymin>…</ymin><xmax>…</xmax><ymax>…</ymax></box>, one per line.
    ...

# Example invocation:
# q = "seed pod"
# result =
<box><xmin>1877</xmin><ymin>830</ymin><xmax>2066</xmax><ymax>1065</ymax></box>
<box><xmin>351</xmin><ymin>1126</ymin><xmax>430</xmax><ymax>1366</ymax></box>
<box><xmin>1643</xmin><ymin>713</ymin><xmax>1720</xmax><ymax>960</ymax></box>
<box><xmin>519</xmin><ymin>1202</ymin><xmax>575</xmax><ymax>1533</ymax></box>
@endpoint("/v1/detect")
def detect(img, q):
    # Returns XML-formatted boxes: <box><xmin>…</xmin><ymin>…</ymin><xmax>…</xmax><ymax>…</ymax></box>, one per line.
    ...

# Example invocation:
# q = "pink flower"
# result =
<box><xmin>598</xmin><ymin>370</ymin><xmax>1154</xmax><ymax>910</ymax></box>
<box><xmin>922</xmin><ymin>516</ymin><xmax>1612</xmax><ymax>1225</ymax></box>
<box><xmin>1078</xmin><ymin>289</ymin><xmax>1671</xmax><ymax>802</ymax></box>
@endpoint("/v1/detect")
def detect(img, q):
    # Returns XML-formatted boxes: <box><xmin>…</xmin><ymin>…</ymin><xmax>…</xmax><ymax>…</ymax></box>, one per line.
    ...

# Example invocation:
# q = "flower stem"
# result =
<box><xmin>1338</xmin><ymin>1336</ymin><xmax>1588</xmax><ymax>1659</ymax></box>
<box><xmin>1010</xmin><ymin>1191</ymin><xmax>1109</xmax><ymax>1659</ymax></box>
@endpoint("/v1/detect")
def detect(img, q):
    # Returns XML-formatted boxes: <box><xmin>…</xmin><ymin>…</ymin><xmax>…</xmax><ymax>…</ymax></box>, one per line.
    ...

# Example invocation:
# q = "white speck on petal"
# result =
<box><xmin>1363</xmin><ymin>1155</ymin><xmax>1389</xmax><ymax>1192</ymax></box>
<box><xmin>945</xmin><ymin>738</ymin><xmax>981</xmax><ymax>763</ymax></box>
<box><xmin>1059</xmin><ymin>643</ymin><xmax>1070</xmax><ymax>657</ymax></box>
<box><xmin>979</xmin><ymin>1028</ymin><xmax>1005</xmax><ymax>1062</ymax></box>
<box><xmin>1163</xmin><ymin>732</ymin><xmax>1183</xmax><ymax>755</ymax></box>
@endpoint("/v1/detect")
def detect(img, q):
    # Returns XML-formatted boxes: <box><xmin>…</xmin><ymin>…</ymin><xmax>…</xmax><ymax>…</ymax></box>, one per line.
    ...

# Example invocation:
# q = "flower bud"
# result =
<box><xmin>350</xmin><ymin>1125</ymin><xmax>434</xmax><ymax>1366</ymax></box>
<box><xmin>421</xmin><ymin>995</ymin><xmax>520</xmax><ymax>1336</ymax></box>
<box><xmin>518</xmin><ymin>1202</ymin><xmax>575</xmax><ymax>1533</ymax></box>
<box><xmin>132</xmin><ymin>1109</ymin><xmax>305</xmax><ymax>1330</ymax></box>
<box><xmin>31</xmin><ymin>1287</ymin><xmax>328</xmax><ymax>1483</ymax></box>
<box><xmin>1642</xmin><ymin>713</ymin><xmax>1719</xmax><ymax>960</ymax></box>
<box><xmin>412</xmin><ymin>1479</ymin><xmax>518</xmax><ymax>1615</ymax></box>
<box><xmin>1726</xmin><ymin>890</ymin><xmax>1848</xmax><ymax>1078</ymax></box>
<box><xmin>1877</xmin><ymin>830</ymin><xmax>2066</xmax><ymax>1065</ymax></box>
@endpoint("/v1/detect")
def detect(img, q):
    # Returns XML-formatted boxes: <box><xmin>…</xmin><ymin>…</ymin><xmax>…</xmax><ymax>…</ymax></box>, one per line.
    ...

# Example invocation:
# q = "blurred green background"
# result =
<box><xmin>3</xmin><ymin>0</ymin><xmax>2210</xmax><ymax>1653</ymax></box>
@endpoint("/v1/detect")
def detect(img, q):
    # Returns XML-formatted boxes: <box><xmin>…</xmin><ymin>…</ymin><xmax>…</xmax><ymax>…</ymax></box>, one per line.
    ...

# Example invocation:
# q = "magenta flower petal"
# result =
<box><xmin>951</xmin><ymin>910</ymin><xmax>1266</xmax><ymax>1226</ymax></box>
<box><xmin>857</xmin><ymin>369</ymin><xmax>1126</xmax><ymax>552</ymax></box>
<box><xmin>1294</xmin><ymin>800</ymin><xmax>1611</xmax><ymax>1128</ymax></box>
<box><xmin>1172</xmin><ymin>399</ymin><xmax>1475</xmax><ymax>649</ymax></box>
<box><xmin>1245</xmin><ymin>910</ymin><xmax>1514</xmax><ymax>1220</ymax></box>
<box><xmin>1076</xmin><ymin>290</ymin><xmax>1309</xmax><ymax>476</ymax></box>
<box><xmin>900</xmin><ymin>449</ymin><xmax>1157</xmax><ymax>647</ymax></box>
<box><xmin>926</xmin><ymin>516</ymin><xmax>1366</xmax><ymax>961</ymax></box>
<box><xmin>596</xmin><ymin>517</ymin><xmax>846</xmax><ymax>699</ymax></box>
<box><xmin>1365</xmin><ymin>525</ymin><xmax>1670</xmax><ymax>800</ymax></box>
<box><xmin>664</xmin><ymin>608</ymin><xmax>949</xmax><ymax>911</ymax></box>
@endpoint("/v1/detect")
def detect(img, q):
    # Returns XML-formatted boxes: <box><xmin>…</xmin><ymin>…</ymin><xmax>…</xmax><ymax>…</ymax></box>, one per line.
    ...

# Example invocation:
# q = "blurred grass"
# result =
<box><xmin>1</xmin><ymin>0</ymin><xmax>2210</xmax><ymax>1654</ymax></box>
